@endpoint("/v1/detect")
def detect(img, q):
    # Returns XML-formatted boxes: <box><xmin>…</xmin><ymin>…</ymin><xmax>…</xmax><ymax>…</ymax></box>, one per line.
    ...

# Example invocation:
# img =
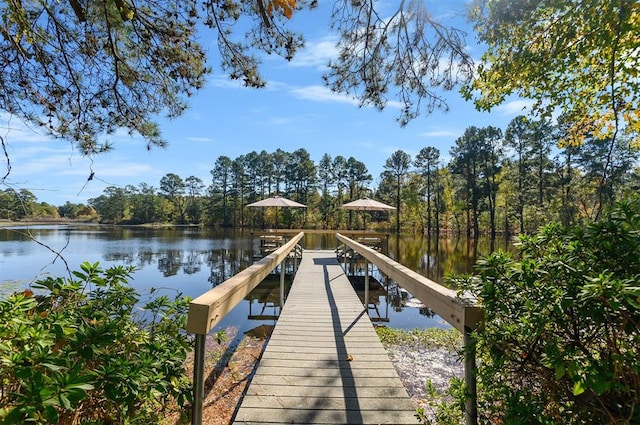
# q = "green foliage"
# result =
<box><xmin>213</xmin><ymin>329</ymin><xmax>227</xmax><ymax>346</ymax></box>
<box><xmin>0</xmin><ymin>188</ymin><xmax>59</xmax><ymax>220</ymax></box>
<box><xmin>383</xmin><ymin>150</ymin><xmax>412</xmax><ymax>233</ymax></box>
<box><xmin>1</xmin><ymin>1</ymin><xmax>473</xmax><ymax>154</ymax></box>
<box><xmin>10</xmin><ymin>138</ymin><xmax>640</xmax><ymax>232</ymax></box>
<box><xmin>449</xmin><ymin>125</ymin><xmax>504</xmax><ymax>238</ymax></box>
<box><xmin>1</xmin><ymin>2</ymin><xmax>209</xmax><ymax>154</ymax></box>
<box><xmin>0</xmin><ymin>262</ymin><xmax>192</xmax><ymax>425</ymax></box>
<box><xmin>57</xmin><ymin>202</ymin><xmax>97</xmax><ymax>220</ymax></box>
<box><xmin>416</xmin><ymin>378</ymin><xmax>465</xmax><ymax>425</ymax></box>
<box><xmin>376</xmin><ymin>327</ymin><xmax>461</xmax><ymax>350</ymax></box>
<box><xmin>325</xmin><ymin>0</ymin><xmax>474</xmax><ymax>126</ymax></box>
<box><xmin>466</xmin><ymin>0</ymin><xmax>640</xmax><ymax>147</ymax></box>
<box><xmin>456</xmin><ymin>197</ymin><xmax>640</xmax><ymax>424</ymax></box>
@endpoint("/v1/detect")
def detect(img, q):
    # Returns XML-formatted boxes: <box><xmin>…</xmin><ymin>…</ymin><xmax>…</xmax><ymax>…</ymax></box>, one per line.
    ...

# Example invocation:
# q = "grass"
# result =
<box><xmin>375</xmin><ymin>326</ymin><xmax>462</xmax><ymax>350</ymax></box>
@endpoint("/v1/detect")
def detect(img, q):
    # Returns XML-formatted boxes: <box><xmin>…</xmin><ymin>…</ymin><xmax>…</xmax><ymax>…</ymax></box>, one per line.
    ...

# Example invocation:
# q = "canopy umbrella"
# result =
<box><xmin>247</xmin><ymin>196</ymin><xmax>307</xmax><ymax>208</ymax></box>
<box><xmin>340</xmin><ymin>197</ymin><xmax>395</xmax><ymax>230</ymax></box>
<box><xmin>246</xmin><ymin>196</ymin><xmax>306</xmax><ymax>229</ymax></box>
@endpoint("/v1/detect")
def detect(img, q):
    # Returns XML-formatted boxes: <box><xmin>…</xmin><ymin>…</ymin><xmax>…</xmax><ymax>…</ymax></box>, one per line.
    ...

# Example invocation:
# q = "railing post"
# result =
<box><xmin>464</xmin><ymin>327</ymin><xmax>478</xmax><ymax>425</ymax></box>
<box><xmin>342</xmin><ymin>248</ymin><xmax>347</xmax><ymax>273</ymax></box>
<box><xmin>192</xmin><ymin>333</ymin><xmax>206</xmax><ymax>425</ymax></box>
<box><xmin>364</xmin><ymin>259</ymin><xmax>369</xmax><ymax>315</ymax></box>
<box><xmin>280</xmin><ymin>258</ymin><xmax>285</xmax><ymax>308</ymax></box>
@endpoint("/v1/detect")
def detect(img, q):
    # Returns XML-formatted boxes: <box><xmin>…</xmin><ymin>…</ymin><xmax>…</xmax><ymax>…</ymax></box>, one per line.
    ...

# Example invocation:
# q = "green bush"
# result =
<box><xmin>457</xmin><ymin>198</ymin><xmax>640</xmax><ymax>424</ymax></box>
<box><xmin>416</xmin><ymin>378</ymin><xmax>466</xmax><ymax>425</ymax></box>
<box><xmin>0</xmin><ymin>262</ymin><xmax>192</xmax><ymax>424</ymax></box>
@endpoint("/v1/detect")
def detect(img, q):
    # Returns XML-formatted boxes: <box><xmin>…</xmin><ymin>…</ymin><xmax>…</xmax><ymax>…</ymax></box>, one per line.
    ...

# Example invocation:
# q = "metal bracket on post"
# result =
<box><xmin>464</xmin><ymin>327</ymin><xmax>478</xmax><ymax>425</ymax></box>
<box><xmin>192</xmin><ymin>333</ymin><xmax>206</xmax><ymax>425</ymax></box>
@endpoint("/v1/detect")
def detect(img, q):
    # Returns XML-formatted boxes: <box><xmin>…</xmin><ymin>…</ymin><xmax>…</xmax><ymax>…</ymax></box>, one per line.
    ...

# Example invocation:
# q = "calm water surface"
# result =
<box><xmin>0</xmin><ymin>225</ymin><xmax>512</xmax><ymax>338</ymax></box>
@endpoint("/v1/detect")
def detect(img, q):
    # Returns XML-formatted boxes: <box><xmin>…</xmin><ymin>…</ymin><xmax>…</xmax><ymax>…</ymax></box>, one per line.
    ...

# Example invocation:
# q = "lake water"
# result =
<box><xmin>0</xmin><ymin>224</ymin><xmax>512</xmax><ymax>339</ymax></box>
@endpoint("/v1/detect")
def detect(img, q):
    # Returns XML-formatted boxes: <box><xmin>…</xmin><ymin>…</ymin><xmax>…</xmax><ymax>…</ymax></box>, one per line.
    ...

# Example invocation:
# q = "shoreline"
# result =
<box><xmin>0</xmin><ymin>220</ymin><xmax>387</xmax><ymax>232</ymax></box>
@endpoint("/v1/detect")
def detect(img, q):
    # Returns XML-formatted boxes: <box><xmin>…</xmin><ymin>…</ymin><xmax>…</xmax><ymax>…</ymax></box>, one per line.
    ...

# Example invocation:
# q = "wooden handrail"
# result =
<box><xmin>336</xmin><ymin>232</ymin><xmax>482</xmax><ymax>424</ymax></box>
<box><xmin>336</xmin><ymin>233</ymin><xmax>483</xmax><ymax>333</ymax></box>
<box><xmin>187</xmin><ymin>232</ymin><xmax>304</xmax><ymax>335</ymax></box>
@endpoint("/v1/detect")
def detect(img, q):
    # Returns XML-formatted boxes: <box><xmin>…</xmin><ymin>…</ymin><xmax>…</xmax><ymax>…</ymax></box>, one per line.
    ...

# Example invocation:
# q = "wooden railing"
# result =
<box><xmin>186</xmin><ymin>232</ymin><xmax>304</xmax><ymax>425</ymax></box>
<box><xmin>336</xmin><ymin>233</ymin><xmax>484</xmax><ymax>425</ymax></box>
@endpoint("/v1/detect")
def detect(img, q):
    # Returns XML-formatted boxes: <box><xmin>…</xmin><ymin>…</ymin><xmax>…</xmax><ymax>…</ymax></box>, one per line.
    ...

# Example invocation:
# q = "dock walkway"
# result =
<box><xmin>233</xmin><ymin>249</ymin><xmax>418</xmax><ymax>424</ymax></box>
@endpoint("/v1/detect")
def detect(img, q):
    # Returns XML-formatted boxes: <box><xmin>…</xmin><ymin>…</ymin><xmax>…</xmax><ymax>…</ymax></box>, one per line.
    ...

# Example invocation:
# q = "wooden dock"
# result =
<box><xmin>233</xmin><ymin>249</ymin><xmax>418</xmax><ymax>424</ymax></box>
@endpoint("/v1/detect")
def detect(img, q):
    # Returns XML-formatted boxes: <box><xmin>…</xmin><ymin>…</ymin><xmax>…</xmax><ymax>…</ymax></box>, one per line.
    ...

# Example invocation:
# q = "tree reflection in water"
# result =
<box><xmin>1</xmin><ymin>227</ymin><xmax>514</xmax><ymax>332</ymax></box>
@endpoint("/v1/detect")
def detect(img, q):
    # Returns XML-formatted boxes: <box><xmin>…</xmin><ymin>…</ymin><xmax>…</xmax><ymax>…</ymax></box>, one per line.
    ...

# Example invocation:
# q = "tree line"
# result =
<box><xmin>4</xmin><ymin>115</ymin><xmax>638</xmax><ymax>235</ymax></box>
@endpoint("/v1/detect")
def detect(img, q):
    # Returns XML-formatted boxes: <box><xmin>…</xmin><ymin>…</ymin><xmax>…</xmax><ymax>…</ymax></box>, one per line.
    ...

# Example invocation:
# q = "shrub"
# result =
<box><xmin>416</xmin><ymin>378</ymin><xmax>465</xmax><ymax>425</ymax></box>
<box><xmin>457</xmin><ymin>198</ymin><xmax>640</xmax><ymax>424</ymax></box>
<box><xmin>0</xmin><ymin>262</ymin><xmax>192</xmax><ymax>424</ymax></box>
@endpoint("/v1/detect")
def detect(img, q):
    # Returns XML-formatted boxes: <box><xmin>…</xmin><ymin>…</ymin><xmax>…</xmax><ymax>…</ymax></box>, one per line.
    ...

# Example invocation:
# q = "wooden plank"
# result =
<box><xmin>233</xmin><ymin>250</ymin><xmax>418</xmax><ymax>425</ymax></box>
<box><xmin>235</xmin><ymin>407</ymin><xmax>418</xmax><ymax>424</ymax></box>
<box><xmin>256</xmin><ymin>358</ymin><xmax>398</xmax><ymax>370</ymax></box>
<box><xmin>267</xmin><ymin>334</ymin><xmax>383</xmax><ymax>345</ymax></box>
<box><xmin>246</xmin><ymin>374</ymin><xmax>408</xmax><ymax>388</ymax></box>
<box><xmin>245</xmin><ymin>383</ymin><xmax>410</xmax><ymax>398</ymax></box>
<box><xmin>240</xmin><ymin>395</ymin><xmax>414</xmax><ymax>410</ymax></box>
<box><xmin>249</xmin><ymin>366</ymin><xmax>401</xmax><ymax>378</ymax></box>
<box><xmin>262</xmin><ymin>352</ymin><xmax>389</xmax><ymax>363</ymax></box>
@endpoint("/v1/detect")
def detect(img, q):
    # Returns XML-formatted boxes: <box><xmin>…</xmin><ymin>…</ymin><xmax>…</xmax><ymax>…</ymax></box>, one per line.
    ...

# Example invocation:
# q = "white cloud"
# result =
<box><xmin>290</xmin><ymin>37</ymin><xmax>338</xmax><ymax>69</ymax></box>
<box><xmin>289</xmin><ymin>85</ymin><xmax>360</xmax><ymax>106</ymax></box>
<box><xmin>186</xmin><ymin>137</ymin><xmax>215</xmax><ymax>143</ymax></box>
<box><xmin>385</xmin><ymin>99</ymin><xmax>404</xmax><ymax>110</ymax></box>
<box><xmin>207</xmin><ymin>75</ymin><xmax>246</xmax><ymax>89</ymax></box>
<box><xmin>287</xmin><ymin>84</ymin><xmax>405</xmax><ymax>111</ymax></box>
<box><xmin>497</xmin><ymin>100</ymin><xmax>535</xmax><ymax>116</ymax></box>
<box><xmin>90</xmin><ymin>161</ymin><xmax>154</xmax><ymax>178</ymax></box>
<box><xmin>1</xmin><ymin>113</ymin><xmax>53</xmax><ymax>145</ymax></box>
<box><xmin>419</xmin><ymin>130</ymin><xmax>458</xmax><ymax>138</ymax></box>
<box><xmin>4</xmin><ymin>144</ymin><xmax>83</xmax><ymax>180</ymax></box>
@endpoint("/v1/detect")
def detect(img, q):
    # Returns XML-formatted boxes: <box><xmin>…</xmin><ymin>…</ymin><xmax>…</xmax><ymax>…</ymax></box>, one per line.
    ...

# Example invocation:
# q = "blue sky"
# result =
<box><xmin>1</xmin><ymin>1</ymin><xmax>532</xmax><ymax>207</ymax></box>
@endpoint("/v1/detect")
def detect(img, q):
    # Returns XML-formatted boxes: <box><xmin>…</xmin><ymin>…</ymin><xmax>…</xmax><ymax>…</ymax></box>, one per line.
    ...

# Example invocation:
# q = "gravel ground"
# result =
<box><xmin>387</xmin><ymin>344</ymin><xmax>464</xmax><ymax>397</ymax></box>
